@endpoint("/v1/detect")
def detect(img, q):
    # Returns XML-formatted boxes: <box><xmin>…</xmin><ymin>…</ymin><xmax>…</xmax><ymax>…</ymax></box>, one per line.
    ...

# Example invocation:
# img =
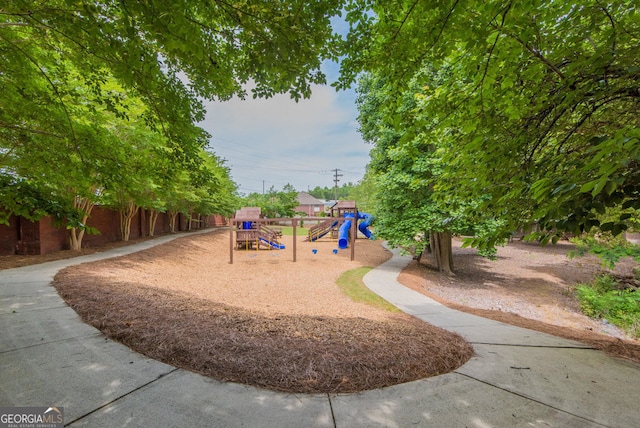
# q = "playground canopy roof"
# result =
<box><xmin>330</xmin><ymin>200</ymin><xmax>357</xmax><ymax>217</ymax></box>
<box><xmin>234</xmin><ymin>207</ymin><xmax>262</xmax><ymax>220</ymax></box>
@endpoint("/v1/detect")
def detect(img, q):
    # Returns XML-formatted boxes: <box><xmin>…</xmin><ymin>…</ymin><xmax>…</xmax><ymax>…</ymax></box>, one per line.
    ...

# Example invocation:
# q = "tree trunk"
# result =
<box><xmin>168</xmin><ymin>210</ymin><xmax>178</xmax><ymax>233</ymax></box>
<box><xmin>187</xmin><ymin>211</ymin><xmax>194</xmax><ymax>231</ymax></box>
<box><xmin>69</xmin><ymin>223</ymin><xmax>86</xmax><ymax>251</ymax></box>
<box><xmin>148</xmin><ymin>210</ymin><xmax>159</xmax><ymax>237</ymax></box>
<box><xmin>416</xmin><ymin>229</ymin><xmax>431</xmax><ymax>263</ymax></box>
<box><xmin>430</xmin><ymin>231</ymin><xmax>454</xmax><ymax>274</ymax></box>
<box><xmin>119</xmin><ymin>201</ymin><xmax>139</xmax><ymax>242</ymax></box>
<box><xmin>69</xmin><ymin>195</ymin><xmax>95</xmax><ymax>251</ymax></box>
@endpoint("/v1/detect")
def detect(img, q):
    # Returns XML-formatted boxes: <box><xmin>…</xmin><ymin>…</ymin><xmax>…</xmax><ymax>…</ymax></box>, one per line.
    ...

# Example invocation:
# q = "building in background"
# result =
<box><xmin>295</xmin><ymin>192</ymin><xmax>325</xmax><ymax>216</ymax></box>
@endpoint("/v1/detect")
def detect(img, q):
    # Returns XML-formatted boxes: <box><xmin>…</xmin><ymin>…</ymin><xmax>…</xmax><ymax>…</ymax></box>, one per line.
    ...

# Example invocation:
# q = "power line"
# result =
<box><xmin>229</xmin><ymin>163</ymin><xmax>325</xmax><ymax>173</ymax></box>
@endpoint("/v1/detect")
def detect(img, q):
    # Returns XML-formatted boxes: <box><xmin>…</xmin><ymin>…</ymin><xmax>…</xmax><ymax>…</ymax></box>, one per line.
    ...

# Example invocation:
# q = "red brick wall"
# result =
<box><xmin>81</xmin><ymin>206</ymin><xmax>121</xmax><ymax>248</ymax></box>
<box><xmin>209</xmin><ymin>214</ymin><xmax>227</xmax><ymax>226</ymax></box>
<box><xmin>15</xmin><ymin>217</ymin><xmax>41</xmax><ymax>255</ymax></box>
<box><xmin>38</xmin><ymin>216</ymin><xmax>68</xmax><ymax>254</ymax></box>
<box><xmin>0</xmin><ymin>208</ymin><xmax>227</xmax><ymax>256</ymax></box>
<box><xmin>295</xmin><ymin>204</ymin><xmax>324</xmax><ymax>216</ymax></box>
<box><xmin>152</xmin><ymin>211</ymin><xmax>171</xmax><ymax>235</ymax></box>
<box><xmin>0</xmin><ymin>215</ymin><xmax>19</xmax><ymax>255</ymax></box>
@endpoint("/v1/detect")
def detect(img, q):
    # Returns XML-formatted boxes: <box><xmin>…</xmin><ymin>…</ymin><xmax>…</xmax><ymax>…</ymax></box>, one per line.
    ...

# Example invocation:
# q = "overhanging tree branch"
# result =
<box><xmin>0</xmin><ymin>31</ymin><xmax>77</xmax><ymax>142</ymax></box>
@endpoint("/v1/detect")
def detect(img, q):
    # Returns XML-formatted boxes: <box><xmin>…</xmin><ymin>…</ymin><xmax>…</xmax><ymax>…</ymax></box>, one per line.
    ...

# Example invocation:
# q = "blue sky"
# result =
<box><xmin>200</xmin><ymin>67</ymin><xmax>369</xmax><ymax>195</ymax></box>
<box><xmin>199</xmin><ymin>19</ymin><xmax>370</xmax><ymax>195</ymax></box>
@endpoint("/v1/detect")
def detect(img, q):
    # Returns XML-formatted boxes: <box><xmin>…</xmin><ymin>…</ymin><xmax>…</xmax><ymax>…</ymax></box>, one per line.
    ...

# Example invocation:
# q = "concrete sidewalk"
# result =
<box><xmin>1</xmin><ymin>232</ymin><xmax>639</xmax><ymax>427</ymax></box>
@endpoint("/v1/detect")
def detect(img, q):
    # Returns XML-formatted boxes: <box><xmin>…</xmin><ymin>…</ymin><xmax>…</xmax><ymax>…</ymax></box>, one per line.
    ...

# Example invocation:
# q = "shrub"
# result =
<box><xmin>569</xmin><ymin>233</ymin><xmax>640</xmax><ymax>269</ymax></box>
<box><xmin>576</xmin><ymin>274</ymin><xmax>640</xmax><ymax>338</ymax></box>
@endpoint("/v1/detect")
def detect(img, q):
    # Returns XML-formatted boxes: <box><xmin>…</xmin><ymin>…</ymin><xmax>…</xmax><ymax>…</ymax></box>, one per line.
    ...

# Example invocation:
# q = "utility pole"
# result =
<box><xmin>333</xmin><ymin>168</ymin><xmax>343</xmax><ymax>201</ymax></box>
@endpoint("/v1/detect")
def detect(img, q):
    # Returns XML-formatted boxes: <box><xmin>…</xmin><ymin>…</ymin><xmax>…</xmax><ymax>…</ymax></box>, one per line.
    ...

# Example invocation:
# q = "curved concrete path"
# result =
<box><xmin>1</xmin><ymin>231</ymin><xmax>639</xmax><ymax>427</ymax></box>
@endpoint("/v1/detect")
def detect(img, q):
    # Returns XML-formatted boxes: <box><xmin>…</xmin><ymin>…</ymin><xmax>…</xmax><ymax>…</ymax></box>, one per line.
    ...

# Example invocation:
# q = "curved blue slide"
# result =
<box><xmin>338</xmin><ymin>212</ymin><xmax>374</xmax><ymax>249</ymax></box>
<box><xmin>358</xmin><ymin>212</ymin><xmax>374</xmax><ymax>239</ymax></box>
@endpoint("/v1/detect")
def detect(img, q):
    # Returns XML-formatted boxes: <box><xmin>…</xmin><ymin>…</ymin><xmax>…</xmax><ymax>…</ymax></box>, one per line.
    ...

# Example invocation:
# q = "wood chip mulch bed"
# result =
<box><xmin>54</xmin><ymin>278</ymin><xmax>473</xmax><ymax>393</ymax></box>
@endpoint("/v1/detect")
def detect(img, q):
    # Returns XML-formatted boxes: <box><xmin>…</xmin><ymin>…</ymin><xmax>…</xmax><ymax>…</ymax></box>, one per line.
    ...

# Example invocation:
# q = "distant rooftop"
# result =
<box><xmin>297</xmin><ymin>192</ymin><xmax>324</xmax><ymax>205</ymax></box>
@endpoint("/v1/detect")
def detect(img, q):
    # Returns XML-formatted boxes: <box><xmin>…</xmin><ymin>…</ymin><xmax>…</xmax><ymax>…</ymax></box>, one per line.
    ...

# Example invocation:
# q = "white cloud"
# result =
<box><xmin>200</xmin><ymin>84</ymin><xmax>369</xmax><ymax>194</ymax></box>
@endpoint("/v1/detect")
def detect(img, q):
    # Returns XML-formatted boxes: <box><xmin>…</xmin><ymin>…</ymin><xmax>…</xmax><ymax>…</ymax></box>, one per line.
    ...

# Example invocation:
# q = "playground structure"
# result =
<box><xmin>234</xmin><ymin>207</ymin><xmax>285</xmax><ymax>250</ymax></box>
<box><xmin>307</xmin><ymin>201</ymin><xmax>374</xmax><ymax>249</ymax></box>
<box><xmin>229</xmin><ymin>204</ymin><xmax>370</xmax><ymax>264</ymax></box>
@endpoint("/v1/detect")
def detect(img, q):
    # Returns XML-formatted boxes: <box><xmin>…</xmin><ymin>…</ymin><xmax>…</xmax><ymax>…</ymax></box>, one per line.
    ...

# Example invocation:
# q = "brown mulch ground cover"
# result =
<box><xmin>55</xmin><ymin>281</ymin><xmax>472</xmax><ymax>393</ymax></box>
<box><xmin>51</xmin><ymin>229</ymin><xmax>474</xmax><ymax>393</ymax></box>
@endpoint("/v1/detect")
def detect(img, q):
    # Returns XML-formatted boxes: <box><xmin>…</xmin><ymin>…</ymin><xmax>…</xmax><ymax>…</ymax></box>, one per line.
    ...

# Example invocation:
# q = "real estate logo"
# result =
<box><xmin>0</xmin><ymin>407</ymin><xmax>64</xmax><ymax>428</ymax></box>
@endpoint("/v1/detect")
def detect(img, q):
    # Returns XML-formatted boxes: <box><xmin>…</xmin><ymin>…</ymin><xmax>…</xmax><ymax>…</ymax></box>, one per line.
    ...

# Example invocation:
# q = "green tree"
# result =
<box><xmin>190</xmin><ymin>151</ymin><xmax>239</xmax><ymax>227</ymax></box>
<box><xmin>2</xmin><ymin>0</ymin><xmax>345</xmax><ymax>248</ymax></box>
<box><xmin>309</xmin><ymin>186</ymin><xmax>334</xmax><ymax>200</ymax></box>
<box><xmin>341</xmin><ymin>0</ymin><xmax>640</xmax><ymax>251</ymax></box>
<box><xmin>103</xmin><ymin>118</ymin><xmax>169</xmax><ymax>242</ymax></box>
<box><xmin>346</xmin><ymin>170</ymin><xmax>378</xmax><ymax>215</ymax></box>
<box><xmin>355</xmin><ymin>71</ymin><xmax>490</xmax><ymax>272</ymax></box>
<box><xmin>242</xmin><ymin>184</ymin><xmax>298</xmax><ymax>218</ymax></box>
<box><xmin>1</xmin><ymin>1</ymin><xmax>346</xmax><ymax>156</ymax></box>
<box><xmin>308</xmin><ymin>183</ymin><xmax>355</xmax><ymax>200</ymax></box>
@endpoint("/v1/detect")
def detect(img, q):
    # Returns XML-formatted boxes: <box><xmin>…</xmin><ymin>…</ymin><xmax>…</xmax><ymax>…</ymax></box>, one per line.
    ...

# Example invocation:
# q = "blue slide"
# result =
<box><xmin>338</xmin><ymin>212</ymin><xmax>374</xmax><ymax>249</ymax></box>
<box><xmin>358</xmin><ymin>212</ymin><xmax>374</xmax><ymax>239</ymax></box>
<box><xmin>259</xmin><ymin>237</ymin><xmax>285</xmax><ymax>250</ymax></box>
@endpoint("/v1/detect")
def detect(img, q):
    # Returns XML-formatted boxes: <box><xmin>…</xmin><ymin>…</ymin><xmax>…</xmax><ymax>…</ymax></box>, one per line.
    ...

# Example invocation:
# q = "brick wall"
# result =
<box><xmin>81</xmin><ymin>206</ymin><xmax>121</xmax><ymax>248</ymax></box>
<box><xmin>15</xmin><ymin>217</ymin><xmax>41</xmax><ymax>255</ymax></box>
<box><xmin>0</xmin><ymin>215</ymin><xmax>19</xmax><ymax>255</ymax></box>
<box><xmin>0</xmin><ymin>208</ymin><xmax>228</xmax><ymax>256</ymax></box>
<box><xmin>38</xmin><ymin>216</ymin><xmax>68</xmax><ymax>254</ymax></box>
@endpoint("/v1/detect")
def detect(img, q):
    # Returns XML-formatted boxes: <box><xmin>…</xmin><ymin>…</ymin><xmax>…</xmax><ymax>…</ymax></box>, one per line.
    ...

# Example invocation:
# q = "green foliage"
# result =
<box><xmin>308</xmin><ymin>183</ymin><xmax>357</xmax><ymax>201</ymax></box>
<box><xmin>336</xmin><ymin>267</ymin><xmax>400</xmax><ymax>312</ymax></box>
<box><xmin>461</xmin><ymin>218</ymin><xmax>508</xmax><ymax>260</ymax></box>
<box><xmin>569</xmin><ymin>234</ymin><xmax>640</xmax><ymax>269</ymax></box>
<box><xmin>0</xmin><ymin>175</ymin><xmax>69</xmax><ymax>226</ymax></box>
<box><xmin>241</xmin><ymin>184</ymin><xmax>299</xmax><ymax>218</ymax></box>
<box><xmin>340</xmin><ymin>0</ymin><xmax>640</xmax><ymax>251</ymax></box>
<box><xmin>0</xmin><ymin>0</ymin><xmax>345</xmax><ymax>245</ymax></box>
<box><xmin>576</xmin><ymin>275</ymin><xmax>640</xmax><ymax>338</ymax></box>
<box><xmin>345</xmin><ymin>170</ymin><xmax>378</xmax><ymax>215</ymax></box>
<box><xmin>353</xmin><ymin>71</ymin><xmax>502</xmax><ymax>264</ymax></box>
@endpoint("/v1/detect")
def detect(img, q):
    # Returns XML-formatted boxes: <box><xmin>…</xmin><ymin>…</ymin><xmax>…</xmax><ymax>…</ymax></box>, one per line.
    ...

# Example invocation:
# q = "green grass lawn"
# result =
<box><xmin>277</xmin><ymin>226</ymin><xmax>310</xmax><ymax>236</ymax></box>
<box><xmin>337</xmin><ymin>267</ymin><xmax>400</xmax><ymax>312</ymax></box>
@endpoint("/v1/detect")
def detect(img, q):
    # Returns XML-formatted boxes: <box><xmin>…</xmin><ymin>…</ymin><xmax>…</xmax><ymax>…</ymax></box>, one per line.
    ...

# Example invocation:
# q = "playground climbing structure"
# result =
<box><xmin>307</xmin><ymin>218</ymin><xmax>338</xmax><ymax>242</ymax></box>
<box><xmin>234</xmin><ymin>207</ymin><xmax>285</xmax><ymax>250</ymax></box>
<box><xmin>307</xmin><ymin>201</ymin><xmax>374</xmax><ymax>249</ymax></box>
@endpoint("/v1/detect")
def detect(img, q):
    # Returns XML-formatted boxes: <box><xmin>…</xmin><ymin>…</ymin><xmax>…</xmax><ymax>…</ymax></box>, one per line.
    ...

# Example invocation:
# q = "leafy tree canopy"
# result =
<box><xmin>2</xmin><ymin>0</ymin><xmax>346</xmax><ymax>164</ymax></box>
<box><xmin>308</xmin><ymin>182</ymin><xmax>357</xmax><ymax>201</ymax></box>
<box><xmin>355</xmin><ymin>70</ymin><xmax>503</xmax><ymax>270</ymax></box>
<box><xmin>340</xmin><ymin>0</ymin><xmax>640</xmax><ymax>248</ymax></box>
<box><xmin>1</xmin><ymin>0</ymin><xmax>344</xmax><ymax>244</ymax></box>
<box><xmin>241</xmin><ymin>184</ymin><xmax>298</xmax><ymax>218</ymax></box>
